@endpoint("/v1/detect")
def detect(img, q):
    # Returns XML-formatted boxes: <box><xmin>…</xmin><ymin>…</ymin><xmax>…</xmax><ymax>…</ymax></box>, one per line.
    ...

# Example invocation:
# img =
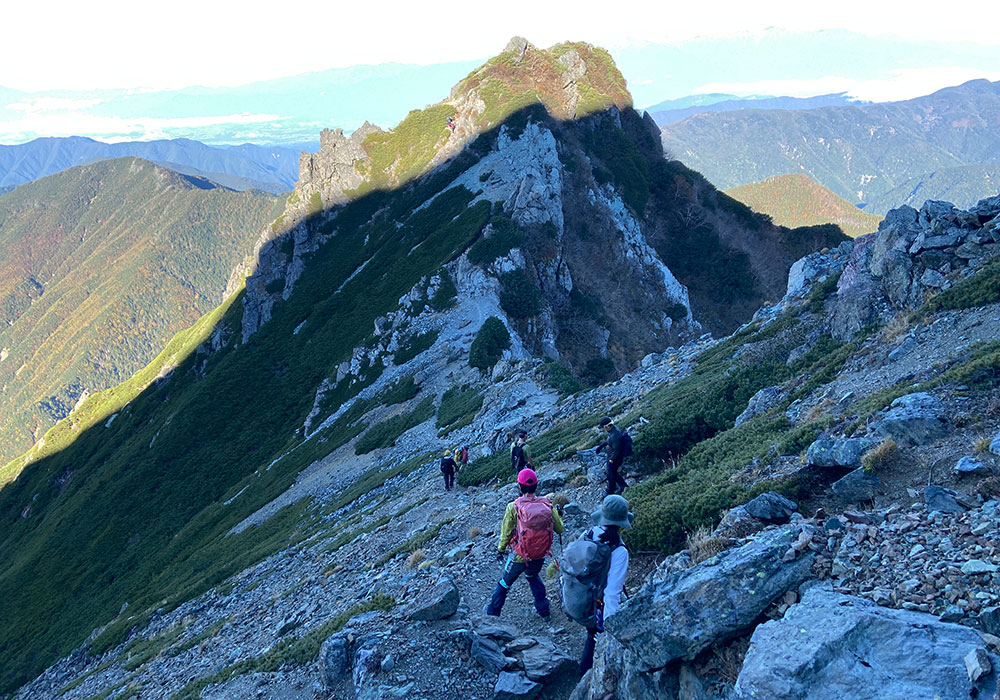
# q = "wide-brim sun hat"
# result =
<box><xmin>591</xmin><ymin>494</ymin><xmax>634</xmax><ymax>529</ymax></box>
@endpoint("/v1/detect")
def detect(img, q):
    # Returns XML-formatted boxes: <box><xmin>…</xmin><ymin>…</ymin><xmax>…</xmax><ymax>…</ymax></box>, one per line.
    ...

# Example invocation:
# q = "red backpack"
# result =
<box><xmin>513</xmin><ymin>495</ymin><xmax>554</xmax><ymax>561</ymax></box>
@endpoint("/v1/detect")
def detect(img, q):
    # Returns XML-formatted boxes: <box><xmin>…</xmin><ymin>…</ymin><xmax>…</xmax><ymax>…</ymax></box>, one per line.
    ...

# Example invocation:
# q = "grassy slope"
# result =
<box><xmin>0</xmin><ymin>143</ymin><xmax>493</xmax><ymax>693</ymax></box>
<box><xmin>0</xmin><ymin>158</ymin><xmax>282</xmax><ymax>463</ymax></box>
<box><xmin>726</xmin><ymin>173</ymin><xmax>882</xmax><ymax>238</ymax></box>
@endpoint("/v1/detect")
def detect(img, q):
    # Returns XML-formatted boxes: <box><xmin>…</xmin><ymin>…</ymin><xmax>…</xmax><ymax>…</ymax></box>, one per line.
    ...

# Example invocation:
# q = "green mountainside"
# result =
<box><xmin>0</xmin><ymin>158</ymin><xmax>282</xmax><ymax>465</ymax></box>
<box><xmin>0</xmin><ymin>41</ymin><xmax>842</xmax><ymax>695</ymax></box>
<box><xmin>725</xmin><ymin>173</ymin><xmax>882</xmax><ymax>238</ymax></box>
<box><xmin>661</xmin><ymin>79</ymin><xmax>1000</xmax><ymax>214</ymax></box>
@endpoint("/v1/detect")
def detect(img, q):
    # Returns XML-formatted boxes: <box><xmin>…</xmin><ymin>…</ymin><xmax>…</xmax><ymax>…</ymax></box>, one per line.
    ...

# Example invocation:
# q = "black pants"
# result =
<box><xmin>442</xmin><ymin>470</ymin><xmax>455</xmax><ymax>490</ymax></box>
<box><xmin>606</xmin><ymin>460</ymin><xmax>627</xmax><ymax>495</ymax></box>
<box><xmin>580</xmin><ymin>627</ymin><xmax>599</xmax><ymax>674</ymax></box>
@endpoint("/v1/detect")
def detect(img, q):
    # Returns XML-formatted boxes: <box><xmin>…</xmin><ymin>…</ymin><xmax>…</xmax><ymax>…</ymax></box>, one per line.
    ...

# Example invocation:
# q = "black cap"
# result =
<box><xmin>599</xmin><ymin>417</ymin><xmax>612</xmax><ymax>427</ymax></box>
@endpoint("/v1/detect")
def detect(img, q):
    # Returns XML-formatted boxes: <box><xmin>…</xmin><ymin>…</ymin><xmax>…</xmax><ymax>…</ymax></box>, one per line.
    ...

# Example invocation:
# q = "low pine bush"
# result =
<box><xmin>469</xmin><ymin>317</ymin><xmax>510</xmax><ymax>370</ymax></box>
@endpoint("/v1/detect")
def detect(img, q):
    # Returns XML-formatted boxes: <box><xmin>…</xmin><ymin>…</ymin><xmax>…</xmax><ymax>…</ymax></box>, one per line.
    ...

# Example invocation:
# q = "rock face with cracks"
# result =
<box><xmin>735</xmin><ymin>588</ymin><xmax>1000</xmax><ymax>700</ymax></box>
<box><xmin>607</xmin><ymin>524</ymin><xmax>817</xmax><ymax>671</ymax></box>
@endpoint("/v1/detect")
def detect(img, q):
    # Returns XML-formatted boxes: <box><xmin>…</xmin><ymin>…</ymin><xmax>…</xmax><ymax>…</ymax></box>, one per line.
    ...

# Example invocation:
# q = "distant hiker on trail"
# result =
<box><xmin>459</xmin><ymin>444</ymin><xmax>470</xmax><ymax>469</ymax></box>
<box><xmin>510</xmin><ymin>430</ymin><xmax>533</xmax><ymax>474</ymax></box>
<box><xmin>484</xmin><ymin>468</ymin><xmax>564</xmax><ymax>622</ymax></box>
<box><xmin>446</xmin><ymin>115</ymin><xmax>456</xmax><ymax>132</ymax></box>
<box><xmin>560</xmin><ymin>494</ymin><xmax>633</xmax><ymax>675</ymax></box>
<box><xmin>596</xmin><ymin>417</ymin><xmax>630</xmax><ymax>495</ymax></box>
<box><xmin>440</xmin><ymin>449</ymin><xmax>457</xmax><ymax>491</ymax></box>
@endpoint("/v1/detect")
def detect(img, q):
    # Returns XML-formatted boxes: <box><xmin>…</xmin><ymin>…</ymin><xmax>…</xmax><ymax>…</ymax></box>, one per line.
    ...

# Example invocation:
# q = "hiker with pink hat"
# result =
<box><xmin>484</xmin><ymin>468</ymin><xmax>564</xmax><ymax>621</ymax></box>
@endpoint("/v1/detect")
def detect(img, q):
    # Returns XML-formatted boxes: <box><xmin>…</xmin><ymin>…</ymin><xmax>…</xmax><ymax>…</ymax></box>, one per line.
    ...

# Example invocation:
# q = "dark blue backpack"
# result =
<box><xmin>620</xmin><ymin>430</ymin><xmax>633</xmax><ymax>459</ymax></box>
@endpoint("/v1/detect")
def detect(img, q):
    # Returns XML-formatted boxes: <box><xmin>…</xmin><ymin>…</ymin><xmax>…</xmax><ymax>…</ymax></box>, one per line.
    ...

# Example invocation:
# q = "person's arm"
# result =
<box><xmin>551</xmin><ymin>506</ymin><xmax>564</xmax><ymax>535</ymax></box>
<box><xmin>603</xmin><ymin>547</ymin><xmax>629</xmax><ymax>618</ymax></box>
<box><xmin>498</xmin><ymin>503</ymin><xmax>516</xmax><ymax>552</ymax></box>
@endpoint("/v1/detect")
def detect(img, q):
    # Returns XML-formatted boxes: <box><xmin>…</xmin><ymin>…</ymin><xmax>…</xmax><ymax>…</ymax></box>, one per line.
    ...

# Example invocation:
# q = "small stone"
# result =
<box><xmin>380</xmin><ymin>654</ymin><xmax>395</xmax><ymax>672</ymax></box>
<box><xmin>955</xmin><ymin>456</ymin><xmax>992</xmax><ymax>475</ymax></box>
<box><xmin>966</xmin><ymin>648</ymin><xmax>992</xmax><ymax>683</ymax></box>
<box><xmin>962</xmin><ymin>560</ymin><xmax>999</xmax><ymax>576</ymax></box>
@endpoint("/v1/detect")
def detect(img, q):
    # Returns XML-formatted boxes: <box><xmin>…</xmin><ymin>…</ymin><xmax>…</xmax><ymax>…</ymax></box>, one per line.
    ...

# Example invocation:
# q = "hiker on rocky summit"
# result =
<box><xmin>440</xmin><ymin>449</ymin><xmax>457</xmax><ymax>491</ymax></box>
<box><xmin>562</xmin><ymin>494</ymin><xmax>632</xmax><ymax>675</ymax></box>
<box><xmin>484</xmin><ymin>468</ymin><xmax>564</xmax><ymax>621</ymax></box>
<box><xmin>597</xmin><ymin>417</ymin><xmax>629</xmax><ymax>495</ymax></box>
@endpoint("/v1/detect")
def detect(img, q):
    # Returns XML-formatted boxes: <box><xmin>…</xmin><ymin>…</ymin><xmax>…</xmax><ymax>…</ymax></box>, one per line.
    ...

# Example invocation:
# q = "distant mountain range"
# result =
<box><xmin>725</xmin><ymin>173</ymin><xmax>882</xmax><ymax>238</ymax></box>
<box><xmin>0</xmin><ymin>136</ymin><xmax>311</xmax><ymax>193</ymax></box>
<box><xmin>0</xmin><ymin>157</ymin><xmax>281</xmax><ymax>463</ymax></box>
<box><xmin>645</xmin><ymin>92</ymin><xmax>866</xmax><ymax>126</ymax></box>
<box><xmin>661</xmin><ymin>79</ymin><xmax>1000</xmax><ymax>215</ymax></box>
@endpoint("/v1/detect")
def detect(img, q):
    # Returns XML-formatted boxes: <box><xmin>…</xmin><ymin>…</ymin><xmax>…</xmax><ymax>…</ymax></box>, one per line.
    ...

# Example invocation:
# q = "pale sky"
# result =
<box><xmin>4</xmin><ymin>0</ymin><xmax>1000</xmax><ymax>91</ymax></box>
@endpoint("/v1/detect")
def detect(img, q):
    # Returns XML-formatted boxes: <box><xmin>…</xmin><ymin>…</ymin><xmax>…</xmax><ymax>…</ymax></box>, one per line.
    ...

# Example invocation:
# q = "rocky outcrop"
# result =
<box><xmin>607</xmin><ymin>524</ymin><xmax>817</xmax><ymax>671</ymax></box>
<box><xmin>735</xmin><ymin>588</ymin><xmax>1000</xmax><ymax>699</ymax></box>
<box><xmin>833</xmin><ymin>196</ymin><xmax>1000</xmax><ymax>340</ymax></box>
<box><xmin>805</xmin><ymin>437</ymin><xmax>880</xmax><ymax>468</ymax></box>
<box><xmin>873</xmin><ymin>392</ymin><xmax>950</xmax><ymax>446</ymax></box>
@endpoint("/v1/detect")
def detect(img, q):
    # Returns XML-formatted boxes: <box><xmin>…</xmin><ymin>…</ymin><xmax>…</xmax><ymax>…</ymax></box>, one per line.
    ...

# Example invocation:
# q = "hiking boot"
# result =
<box><xmin>484</xmin><ymin>604</ymin><xmax>499</xmax><ymax>618</ymax></box>
<box><xmin>539</xmin><ymin>612</ymin><xmax>551</xmax><ymax>623</ymax></box>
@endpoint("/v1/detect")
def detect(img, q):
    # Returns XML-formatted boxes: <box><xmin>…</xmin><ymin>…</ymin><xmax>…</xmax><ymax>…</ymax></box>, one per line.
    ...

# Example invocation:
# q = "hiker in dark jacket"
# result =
<box><xmin>510</xmin><ymin>430</ymin><xmax>533</xmax><ymax>474</ymax></box>
<box><xmin>579</xmin><ymin>494</ymin><xmax>632</xmax><ymax>674</ymax></box>
<box><xmin>440</xmin><ymin>449</ymin><xmax>457</xmax><ymax>491</ymax></box>
<box><xmin>484</xmin><ymin>468</ymin><xmax>564</xmax><ymax>621</ymax></box>
<box><xmin>597</xmin><ymin>417</ymin><xmax>628</xmax><ymax>495</ymax></box>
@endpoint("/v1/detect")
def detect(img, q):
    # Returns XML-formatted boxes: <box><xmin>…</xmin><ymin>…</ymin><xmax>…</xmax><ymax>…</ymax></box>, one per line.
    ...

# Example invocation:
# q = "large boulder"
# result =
<box><xmin>403</xmin><ymin>575</ymin><xmax>459</xmax><ymax>620</ymax></box>
<box><xmin>606</xmin><ymin>525</ymin><xmax>816</xmax><ymax>671</ymax></box>
<box><xmin>831</xmin><ymin>468</ymin><xmax>881</xmax><ymax>504</ymax></box>
<box><xmin>735</xmin><ymin>589</ymin><xmax>1000</xmax><ymax>699</ymax></box>
<box><xmin>743</xmin><ymin>492</ymin><xmax>797</xmax><ymax>524</ymax></box>
<box><xmin>874</xmin><ymin>392</ymin><xmax>949</xmax><ymax>446</ymax></box>
<box><xmin>804</xmin><ymin>437</ymin><xmax>880</xmax><ymax>468</ymax></box>
<box><xmin>319</xmin><ymin>629</ymin><xmax>353</xmax><ymax>691</ymax></box>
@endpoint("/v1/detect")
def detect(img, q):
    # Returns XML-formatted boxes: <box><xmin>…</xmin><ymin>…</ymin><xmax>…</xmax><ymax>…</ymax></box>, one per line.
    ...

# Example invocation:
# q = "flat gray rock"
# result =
<box><xmin>495</xmin><ymin>671</ymin><xmax>541</xmax><ymax>699</ymax></box>
<box><xmin>735</xmin><ymin>589</ymin><xmax>1000</xmax><ymax>700</ymax></box>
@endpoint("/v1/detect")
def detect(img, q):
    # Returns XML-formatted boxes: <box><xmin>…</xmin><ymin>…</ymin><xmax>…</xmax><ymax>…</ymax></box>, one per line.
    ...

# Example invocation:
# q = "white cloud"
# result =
<box><xmin>0</xmin><ymin>111</ymin><xmax>285</xmax><ymax>142</ymax></box>
<box><xmin>3</xmin><ymin>0</ymin><xmax>999</xmax><ymax>91</ymax></box>
<box><xmin>694</xmin><ymin>67</ymin><xmax>1000</xmax><ymax>102</ymax></box>
<box><xmin>6</xmin><ymin>97</ymin><xmax>107</xmax><ymax>114</ymax></box>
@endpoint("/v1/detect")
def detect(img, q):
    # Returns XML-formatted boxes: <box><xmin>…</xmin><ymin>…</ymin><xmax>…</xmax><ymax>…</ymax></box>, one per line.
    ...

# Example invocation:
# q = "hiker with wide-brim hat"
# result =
<box><xmin>564</xmin><ymin>494</ymin><xmax>633</xmax><ymax>675</ymax></box>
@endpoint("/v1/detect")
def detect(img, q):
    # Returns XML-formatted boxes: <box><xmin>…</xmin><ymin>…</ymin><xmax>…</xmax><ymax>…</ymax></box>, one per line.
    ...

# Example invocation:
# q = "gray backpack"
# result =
<box><xmin>560</xmin><ymin>529</ymin><xmax>617</xmax><ymax>627</ymax></box>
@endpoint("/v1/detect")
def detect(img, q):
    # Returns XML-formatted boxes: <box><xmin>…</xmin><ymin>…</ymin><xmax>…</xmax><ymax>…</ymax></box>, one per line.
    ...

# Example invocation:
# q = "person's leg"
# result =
<box><xmin>579</xmin><ymin>627</ymin><xmax>599</xmax><ymax>674</ymax></box>
<box><xmin>524</xmin><ymin>559</ymin><xmax>550</xmax><ymax>619</ymax></box>
<box><xmin>605</xmin><ymin>462</ymin><xmax>617</xmax><ymax>496</ymax></box>
<box><xmin>610</xmin><ymin>461</ymin><xmax>627</xmax><ymax>493</ymax></box>
<box><xmin>485</xmin><ymin>558</ymin><xmax>526</xmax><ymax>616</ymax></box>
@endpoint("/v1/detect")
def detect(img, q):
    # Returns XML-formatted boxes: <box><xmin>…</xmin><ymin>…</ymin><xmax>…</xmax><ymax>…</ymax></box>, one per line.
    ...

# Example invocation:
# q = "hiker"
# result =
<box><xmin>484</xmin><ymin>468</ymin><xmax>564</xmax><ymax>621</ymax></box>
<box><xmin>446</xmin><ymin>115</ymin><xmax>456</xmax><ymax>132</ymax></box>
<box><xmin>560</xmin><ymin>494</ymin><xmax>633</xmax><ymax>675</ymax></box>
<box><xmin>440</xmin><ymin>449</ymin><xmax>457</xmax><ymax>491</ymax></box>
<box><xmin>510</xmin><ymin>430</ymin><xmax>533</xmax><ymax>474</ymax></box>
<box><xmin>597</xmin><ymin>417</ymin><xmax>629</xmax><ymax>495</ymax></box>
<box><xmin>459</xmin><ymin>444</ymin><xmax>469</xmax><ymax>469</ymax></box>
